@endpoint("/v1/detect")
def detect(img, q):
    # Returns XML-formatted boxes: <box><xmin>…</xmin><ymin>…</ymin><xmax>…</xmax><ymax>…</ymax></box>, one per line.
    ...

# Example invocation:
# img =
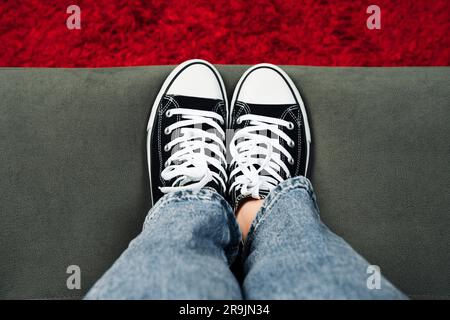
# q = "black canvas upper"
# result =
<box><xmin>229</xmin><ymin>99</ymin><xmax>308</xmax><ymax>208</ymax></box>
<box><xmin>149</xmin><ymin>94</ymin><xmax>227</xmax><ymax>204</ymax></box>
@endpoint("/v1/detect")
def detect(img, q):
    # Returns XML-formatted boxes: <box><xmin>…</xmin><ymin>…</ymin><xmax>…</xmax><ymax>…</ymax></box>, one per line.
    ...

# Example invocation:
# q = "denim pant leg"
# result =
<box><xmin>242</xmin><ymin>176</ymin><xmax>408</xmax><ymax>299</ymax></box>
<box><xmin>85</xmin><ymin>188</ymin><xmax>242</xmax><ymax>299</ymax></box>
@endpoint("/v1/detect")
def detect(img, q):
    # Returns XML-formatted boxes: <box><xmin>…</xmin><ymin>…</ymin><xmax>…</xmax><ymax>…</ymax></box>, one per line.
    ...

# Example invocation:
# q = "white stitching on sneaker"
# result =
<box><xmin>229</xmin><ymin>114</ymin><xmax>294</xmax><ymax>199</ymax></box>
<box><xmin>160</xmin><ymin>108</ymin><xmax>227</xmax><ymax>194</ymax></box>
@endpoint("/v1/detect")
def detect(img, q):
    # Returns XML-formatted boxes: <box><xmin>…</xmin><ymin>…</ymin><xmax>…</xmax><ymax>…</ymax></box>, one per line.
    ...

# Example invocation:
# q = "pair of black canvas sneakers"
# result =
<box><xmin>147</xmin><ymin>59</ymin><xmax>311</xmax><ymax>209</ymax></box>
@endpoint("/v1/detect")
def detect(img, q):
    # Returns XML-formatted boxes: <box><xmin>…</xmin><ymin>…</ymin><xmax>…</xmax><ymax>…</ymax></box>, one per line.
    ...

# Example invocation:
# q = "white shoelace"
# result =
<box><xmin>229</xmin><ymin>114</ymin><xmax>295</xmax><ymax>198</ymax></box>
<box><xmin>160</xmin><ymin>108</ymin><xmax>227</xmax><ymax>193</ymax></box>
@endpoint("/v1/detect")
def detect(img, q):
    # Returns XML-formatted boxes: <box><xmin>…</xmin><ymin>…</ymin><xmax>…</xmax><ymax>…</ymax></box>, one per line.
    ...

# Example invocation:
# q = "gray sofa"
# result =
<box><xmin>0</xmin><ymin>66</ymin><xmax>449</xmax><ymax>300</ymax></box>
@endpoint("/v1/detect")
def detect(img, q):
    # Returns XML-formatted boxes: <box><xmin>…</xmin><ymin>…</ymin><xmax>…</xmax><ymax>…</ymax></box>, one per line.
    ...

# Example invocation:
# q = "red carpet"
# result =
<box><xmin>0</xmin><ymin>0</ymin><xmax>449</xmax><ymax>67</ymax></box>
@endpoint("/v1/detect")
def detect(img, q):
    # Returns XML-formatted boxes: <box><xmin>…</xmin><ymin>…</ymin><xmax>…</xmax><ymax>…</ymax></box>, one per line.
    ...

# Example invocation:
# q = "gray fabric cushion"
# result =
<box><xmin>0</xmin><ymin>66</ymin><xmax>449</xmax><ymax>299</ymax></box>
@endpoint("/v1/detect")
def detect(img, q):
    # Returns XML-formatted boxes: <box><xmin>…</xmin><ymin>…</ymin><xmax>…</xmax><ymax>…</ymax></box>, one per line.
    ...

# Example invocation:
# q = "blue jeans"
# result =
<box><xmin>85</xmin><ymin>176</ymin><xmax>407</xmax><ymax>299</ymax></box>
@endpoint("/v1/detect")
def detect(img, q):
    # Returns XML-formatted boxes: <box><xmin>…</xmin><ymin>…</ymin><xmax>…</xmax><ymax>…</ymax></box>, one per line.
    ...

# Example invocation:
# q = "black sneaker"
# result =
<box><xmin>146</xmin><ymin>59</ymin><xmax>228</xmax><ymax>205</ymax></box>
<box><xmin>228</xmin><ymin>63</ymin><xmax>311</xmax><ymax>208</ymax></box>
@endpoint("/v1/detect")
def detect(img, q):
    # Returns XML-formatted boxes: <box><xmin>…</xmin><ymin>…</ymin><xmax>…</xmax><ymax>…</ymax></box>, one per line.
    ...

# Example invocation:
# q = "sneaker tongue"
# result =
<box><xmin>239</xmin><ymin>102</ymin><xmax>295</xmax><ymax>119</ymax></box>
<box><xmin>230</xmin><ymin>101</ymin><xmax>301</xmax><ymax>209</ymax></box>
<box><xmin>169</xmin><ymin>95</ymin><xmax>224</xmax><ymax>113</ymax></box>
<box><xmin>233</xmin><ymin>101</ymin><xmax>298</xmax><ymax>179</ymax></box>
<box><xmin>163</xmin><ymin>94</ymin><xmax>226</xmax><ymax>196</ymax></box>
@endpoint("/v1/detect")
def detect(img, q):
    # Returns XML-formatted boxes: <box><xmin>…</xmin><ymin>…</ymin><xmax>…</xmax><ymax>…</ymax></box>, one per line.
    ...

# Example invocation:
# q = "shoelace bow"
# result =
<box><xmin>229</xmin><ymin>114</ymin><xmax>295</xmax><ymax>198</ymax></box>
<box><xmin>160</xmin><ymin>108</ymin><xmax>227</xmax><ymax>193</ymax></box>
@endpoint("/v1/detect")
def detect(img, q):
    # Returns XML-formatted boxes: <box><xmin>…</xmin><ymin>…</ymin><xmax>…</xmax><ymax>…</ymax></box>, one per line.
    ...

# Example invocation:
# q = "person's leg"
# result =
<box><xmin>85</xmin><ymin>187</ymin><xmax>242</xmax><ymax>299</ymax></box>
<box><xmin>86</xmin><ymin>59</ymin><xmax>240</xmax><ymax>299</ymax></box>
<box><xmin>238</xmin><ymin>176</ymin><xmax>407</xmax><ymax>299</ymax></box>
<box><xmin>228</xmin><ymin>64</ymin><xmax>407</xmax><ymax>299</ymax></box>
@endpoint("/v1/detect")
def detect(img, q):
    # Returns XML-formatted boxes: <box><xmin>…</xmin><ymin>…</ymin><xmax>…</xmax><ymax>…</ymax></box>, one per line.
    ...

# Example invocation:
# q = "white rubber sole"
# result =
<box><xmin>146</xmin><ymin>59</ymin><xmax>228</xmax><ymax>204</ymax></box>
<box><xmin>229</xmin><ymin>63</ymin><xmax>312</xmax><ymax>176</ymax></box>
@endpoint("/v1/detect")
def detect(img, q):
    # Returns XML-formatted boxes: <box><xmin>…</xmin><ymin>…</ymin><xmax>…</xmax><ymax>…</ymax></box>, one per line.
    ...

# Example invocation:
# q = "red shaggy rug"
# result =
<box><xmin>0</xmin><ymin>0</ymin><xmax>449</xmax><ymax>67</ymax></box>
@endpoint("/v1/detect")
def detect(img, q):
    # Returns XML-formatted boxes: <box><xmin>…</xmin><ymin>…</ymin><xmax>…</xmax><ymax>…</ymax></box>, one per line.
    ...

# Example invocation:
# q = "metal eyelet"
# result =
<box><xmin>164</xmin><ymin>127</ymin><xmax>171</xmax><ymax>135</ymax></box>
<box><xmin>165</xmin><ymin>160</ymin><xmax>170</xmax><ymax>167</ymax></box>
<box><xmin>287</xmin><ymin>122</ymin><xmax>294</xmax><ymax>130</ymax></box>
<box><xmin>236</xmin><ymin>117</ymin><xmax>242</xmax><ymax>125</ymax></box>
<box><xmin>288</xmin><ymin>140</ymin><xmax>295</xmax><ymax>148</ymax></box>
<box><xmin>288</xmin><ymin>158</ymin><xmax>295</xmax><ymax>165</ymax></box>
<box><xmin>166</xmin><ymin>110</ymin><xmax>172</xmax><ymax>118</ymax></box>
<box><xmin>164</xmin><ymin>144</ymin><xmax>170</xmax><ymax>152</ymax></box>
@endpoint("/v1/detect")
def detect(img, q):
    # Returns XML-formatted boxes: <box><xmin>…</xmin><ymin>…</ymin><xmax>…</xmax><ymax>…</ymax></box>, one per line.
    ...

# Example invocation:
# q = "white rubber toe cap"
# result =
<box><xmin>237</xmin><ymin>64</ymin><xmax>296</xmax><ymax>105</ymax></box>
<box><xmin>167</xmin><ymin>61</ymin><xmax>223</xmax><ymax>100</ymax></box>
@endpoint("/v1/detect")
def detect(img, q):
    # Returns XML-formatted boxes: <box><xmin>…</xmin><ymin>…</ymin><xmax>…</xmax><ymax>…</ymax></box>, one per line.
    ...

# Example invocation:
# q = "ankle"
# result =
<box><xmin>236</xmin><ymin>199</ymin><xmax>264</xmax><ymax>240</ymax></box>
